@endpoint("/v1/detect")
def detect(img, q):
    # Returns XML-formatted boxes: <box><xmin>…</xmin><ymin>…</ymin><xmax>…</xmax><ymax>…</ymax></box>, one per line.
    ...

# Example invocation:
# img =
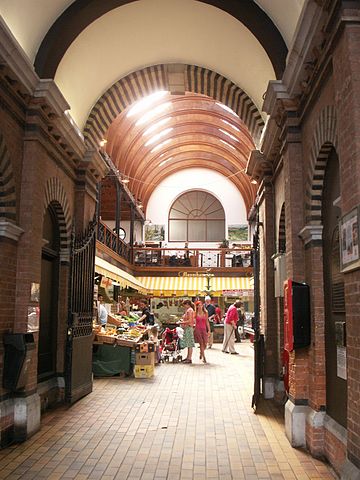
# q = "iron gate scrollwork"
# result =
<box><xmin>65</xmin><ymin>216</ymin><xmax>96</xmax><ymax>404</ymax></box>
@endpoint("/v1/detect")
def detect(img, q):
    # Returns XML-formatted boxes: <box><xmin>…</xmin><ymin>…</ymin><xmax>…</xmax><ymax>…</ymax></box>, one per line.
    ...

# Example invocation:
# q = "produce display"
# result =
<box><xmin>93</xmin><ymin>313</ymin><xmax>147</xmax><ymax>345</ymax></box>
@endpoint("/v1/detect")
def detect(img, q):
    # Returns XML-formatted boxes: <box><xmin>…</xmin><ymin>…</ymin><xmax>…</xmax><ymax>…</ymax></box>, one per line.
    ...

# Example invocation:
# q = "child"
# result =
<box><xmin>149</xmin><ymin>326</ymin><xmax>161</xmax><ymax>363</ymax></box>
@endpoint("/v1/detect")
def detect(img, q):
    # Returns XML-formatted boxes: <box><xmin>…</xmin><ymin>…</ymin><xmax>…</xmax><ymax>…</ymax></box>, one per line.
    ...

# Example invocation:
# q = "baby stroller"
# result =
<box><xmin>160</xmin><ymin>327</ymin><xmax>183</xmax><ymax>363</ymax></box>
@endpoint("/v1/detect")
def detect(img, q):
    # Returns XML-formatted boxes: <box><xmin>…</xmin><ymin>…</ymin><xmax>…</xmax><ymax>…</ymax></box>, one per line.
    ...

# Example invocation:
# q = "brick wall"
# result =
<box><xmin>333</xmin><ymin>20</ymin><xmax>360</xmax><ymax>470</ymax></box>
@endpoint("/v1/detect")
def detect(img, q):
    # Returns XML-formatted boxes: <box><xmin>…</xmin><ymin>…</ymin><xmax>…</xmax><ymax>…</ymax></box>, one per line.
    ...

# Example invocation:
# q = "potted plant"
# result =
<box><xmin>219</xmin><ymin>239</ymin><xmax>229</xmax><ymax>248</ymax></box>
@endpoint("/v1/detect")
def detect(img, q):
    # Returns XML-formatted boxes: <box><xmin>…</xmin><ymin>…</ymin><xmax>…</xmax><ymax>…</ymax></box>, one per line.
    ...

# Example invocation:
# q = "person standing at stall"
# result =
<box><xmin>222</xmin><ymin>300</ymin><xmax>242</xmax><ymax>354</ymax></box>
<box><xmin>179</xmin><ymin>299</ymin><xmax>195</xmax><ymax>363</ymax></box>
<box><xmin>97</xmin><ymin>294</ymin><xmax>121</xmax><ymax>327</ymax></box>
<box><xmin>138</xmin><ymin>299</ymin><xmax>154</xmax><ymax>325</ymax></box>
<box><xmin>204</xmin><ymin>296</ymin><xmax>215</xmax><ymax>348</ymax></box>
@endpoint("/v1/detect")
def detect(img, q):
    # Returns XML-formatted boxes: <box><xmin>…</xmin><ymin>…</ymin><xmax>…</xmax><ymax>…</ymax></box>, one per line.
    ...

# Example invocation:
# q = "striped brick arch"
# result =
<box><xmin>43</xmin><ymin>177</ymin><xmax>72</xmax><ymax>255</ymax></box>
<box><xmin>306</xmin><ymin>105</ymin><xmax>338</xmax><ymax>224</ymax></box>
<box><xmin>0</xmin><ymin>134</ymin><xmax>16</xmax><ymax>222</ymax></box>
<box><xmin>278</xmin><ymin>203</ymin><xmax>286</xmax><ymax>253</ymax></box>
<box><xmin>84</xmin><ymin>64</ymin><xmax>264</xmax><ymax>147</ymax></box>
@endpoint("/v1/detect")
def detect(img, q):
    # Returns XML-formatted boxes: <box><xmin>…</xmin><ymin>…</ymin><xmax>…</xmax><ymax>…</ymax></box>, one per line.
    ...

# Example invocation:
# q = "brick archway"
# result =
<box><xmin>43</xmin><ymin>177</ymin><xmax>72</xmax><ymax>259</ymax></box>
<box><xmin>306</xmin><ymin>105</ymin><xmax>338</xmax><ymax>224</ymax></box>
<box><xmin>84</xmin><ymin>64</ymin><xmax>264</xmax><ymax>148</ymax></box>
<box><xmin>0</xmin><ymin>133</ymin><xmax>16</xmax><ymax>222</ymax></box>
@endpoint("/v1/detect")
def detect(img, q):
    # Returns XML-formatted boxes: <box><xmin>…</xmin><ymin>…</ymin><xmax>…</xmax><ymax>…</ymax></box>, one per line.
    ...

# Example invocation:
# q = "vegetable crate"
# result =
<box><xmin>134</xmin><ymin>364</ymin><xmax>155</xmax><ymax>378</ymax></box>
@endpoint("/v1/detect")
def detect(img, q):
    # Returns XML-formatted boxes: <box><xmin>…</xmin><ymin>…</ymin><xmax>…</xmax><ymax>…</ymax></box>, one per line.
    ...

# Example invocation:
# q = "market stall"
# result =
<box><xmin>92</xmin><ymin>316</ymin><xmax>156</xmax><ymax>377</ymax></box>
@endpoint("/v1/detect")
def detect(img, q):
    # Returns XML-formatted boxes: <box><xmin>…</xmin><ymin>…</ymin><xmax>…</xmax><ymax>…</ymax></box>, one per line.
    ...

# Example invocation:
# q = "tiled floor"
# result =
<box><xmin>0</xmin><ymin>342</ymin><xmax>336</xmax><ymax>480</ymax></box>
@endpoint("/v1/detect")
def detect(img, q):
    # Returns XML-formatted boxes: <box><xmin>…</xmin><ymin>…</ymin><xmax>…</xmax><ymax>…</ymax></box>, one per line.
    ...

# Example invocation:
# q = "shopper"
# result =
<box><xmin>214</xmin><ymin>304</ymin><xmax>222</xmax><ymax>324</ymax></box>
<box><xmin>204</xmin><ymin>296</ymin><xmax>216</xmax><ymax>348</ymax></box>
<box><xmin>194</xmin><ymin>301</ymin><xmax>210</xmax><ymax>363</ymax></box>
<box><xmin>222</xmin><ymin>300</ymin><xmax>242</xmax><ymax>354</ymax></box>
<box><xmin>179</xmin><ymin>299</ymin><xmax>195</xmax><ymax>363</ymax></box>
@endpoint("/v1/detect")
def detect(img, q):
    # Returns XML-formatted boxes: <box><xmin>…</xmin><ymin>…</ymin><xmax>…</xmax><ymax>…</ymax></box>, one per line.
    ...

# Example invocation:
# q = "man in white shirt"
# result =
<box><xmin>98</xmin><ymin>294</ymin><xmax>121</xmax><ymax>326</ymax></box>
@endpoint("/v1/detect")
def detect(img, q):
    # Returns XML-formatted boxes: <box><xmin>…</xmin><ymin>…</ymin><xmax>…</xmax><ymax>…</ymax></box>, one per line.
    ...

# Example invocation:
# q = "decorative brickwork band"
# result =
<box><xmin>0</xmin><ymin>133</ymin><xmax>16</xmax><ymax>223</ymax></box>
<box><xmin>84</xmin><ymin>64</ymin><xmax>264</xmax><ymax>148</ymax></box>
<box><xmin>306</xmin><ymin>105</ymin><xmax>337</xmax><ymax>224</ymax></box>
<box><xmin>43</xmin><ymin>177</ymin><xmax>71</xmax><ymax>261</ymax></box>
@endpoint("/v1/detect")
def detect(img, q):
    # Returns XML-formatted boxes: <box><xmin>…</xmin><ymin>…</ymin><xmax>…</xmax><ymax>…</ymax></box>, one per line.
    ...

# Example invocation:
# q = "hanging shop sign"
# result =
<box><xmin>222</xmin><ymin>289</ymin><xmax>254</xmax><ymax>297</ymax></box>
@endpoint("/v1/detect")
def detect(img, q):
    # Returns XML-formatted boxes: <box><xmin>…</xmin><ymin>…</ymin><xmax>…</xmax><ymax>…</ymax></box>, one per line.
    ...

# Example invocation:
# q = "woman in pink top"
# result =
<box><xmin>194</xmin><ymin>301</ymin><xmax>210</xmax><ymax>363</ymax></box>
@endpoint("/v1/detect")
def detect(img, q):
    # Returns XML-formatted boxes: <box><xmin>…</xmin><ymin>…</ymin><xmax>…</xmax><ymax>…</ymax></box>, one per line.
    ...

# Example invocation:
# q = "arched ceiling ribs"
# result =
<box><xmin>84</xmin><ymin>65</ymin><xmax>264</xmax><ymax>148</ymax></box>
<box><xmin>34</xmin><ymin>0</ymin><xmax>287</xmax><ymax>80</ymax></box>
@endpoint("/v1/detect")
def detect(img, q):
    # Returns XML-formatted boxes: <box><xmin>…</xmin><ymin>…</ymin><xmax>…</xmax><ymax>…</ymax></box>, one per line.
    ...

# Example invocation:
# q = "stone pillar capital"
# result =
<box><xmin>298</xmin><ymin>225</ymin><xmax>323</xmax><ymax>245</ymax></box>
<box><xmin>0</xmin><ymin>221</ymin><xmax>24</xmax><ymax>242</ymax></box>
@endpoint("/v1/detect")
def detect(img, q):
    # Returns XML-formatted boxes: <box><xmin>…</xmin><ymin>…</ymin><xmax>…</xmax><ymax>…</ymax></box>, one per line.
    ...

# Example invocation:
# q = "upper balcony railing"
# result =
<box><xmin>132</xmin><ymin>247</ymin><xmax>252</xmax><ymax>269</ymax></box>
<box><xmin>97</xmin><ymin>221</ymin><xmax>131</xmax><ymax>263</ymax></box>
<box><xmin>97</xmin><ymin>220</ymin><xmax>253</xmax><ymax>270</ymax></box>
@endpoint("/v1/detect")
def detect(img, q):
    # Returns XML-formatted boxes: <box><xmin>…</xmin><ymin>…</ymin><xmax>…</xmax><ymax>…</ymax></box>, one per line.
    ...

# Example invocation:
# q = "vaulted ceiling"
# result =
<box><xmin>0</xmin><ymin>0</ymin><xmax>306</xmax><ymax>216</ymax></box>
<box><xmin>105</xmin><ymin>92</ymin><xmax>257</xmax><ymax>211</ymax></box>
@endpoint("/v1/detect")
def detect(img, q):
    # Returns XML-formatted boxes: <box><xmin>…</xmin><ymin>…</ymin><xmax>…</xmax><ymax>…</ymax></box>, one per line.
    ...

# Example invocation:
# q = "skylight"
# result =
<box><xmin>143</xmin><ymin>117</ymin><xmax>171</xmax><ymax>136</ymax></box>
<box><xmin>151</xmin><ymin>138</ymin><xmax>172</xmax><ymax>153</ymax></box>
<box><xmin>219</xmin><ymin>128</ymin><xmax>239</xmax><ymax>142</ymax></box>
<box><xmin>220</xmin><ymin>139</ymin><xmax>236</xmax><ymax>150</ymax></box>
<box><xmin>127</xmin><ymin>91</ymin><xmax>168</xmax><ymax>117</ymax></box>
<box><xmin>222</xmin><ymin>119</ymin><xmax>240</xmax><ymax>132</ymax></box>
<box><xmin>215</xmin><ymin>102</ymin><xmax>238</xmax><ymax>117</ymax></box>
<box><xmin>136</xmin><ymin>102</ymin><xmax>171</xmax><ymax>126</ymax></box>
<box><xmin>145</xmin><ymin>128</ymin><xmax>174</xmax><ymax>147</ymax></box>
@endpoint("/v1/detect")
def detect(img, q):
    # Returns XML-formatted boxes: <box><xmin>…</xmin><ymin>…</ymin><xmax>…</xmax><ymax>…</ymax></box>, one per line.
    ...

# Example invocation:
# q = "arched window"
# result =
<box><xmin>168</xmin><ymin>191</ymin><xmax>225</xmax><ymax>242</ymax></box>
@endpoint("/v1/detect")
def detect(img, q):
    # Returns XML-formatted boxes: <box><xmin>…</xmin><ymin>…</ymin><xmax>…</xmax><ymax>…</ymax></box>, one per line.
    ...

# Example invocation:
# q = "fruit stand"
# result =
<box><xmin>92</xmin><ymin>316</ymin><xmax>148</xmax><ymax>377</ymax></box>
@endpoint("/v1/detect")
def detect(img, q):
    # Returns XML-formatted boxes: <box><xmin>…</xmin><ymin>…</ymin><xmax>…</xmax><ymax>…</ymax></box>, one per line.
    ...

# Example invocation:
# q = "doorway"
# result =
<box><xmin>38</xmin><ymin>205</ymin><xmax>59</xmax><ymax>380</ymax></box>
<box><xmin>322</xmin><ymin>148</ymin><xmax>347</xmax><ymax>427</ymax></box>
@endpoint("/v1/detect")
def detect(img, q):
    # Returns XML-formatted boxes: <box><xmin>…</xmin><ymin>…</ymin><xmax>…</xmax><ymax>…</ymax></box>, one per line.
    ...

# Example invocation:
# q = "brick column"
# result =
<box><xmin>333</xmin><ymin>15</ymin><xmax>360</xmax><ymax>474</ymax></box>
<box><xmin>282</xmin><ymin>138</ymin><xmax>311</xmax><ymax>447</ymax></box>
<box><xmin>0</xmin><ymin>223</ymin><xmax>23</xmax><ymax>446</ymax></box>
<box><xmin>12</xmin><ymin>136</ymin><xmax>48</xmax><ymax>441</ymax></box>
<box><xmin>299</xmin><ymin>226</ymin><xmax>326</xmax><ymax>457</ymax></box>
<box><xmin>259</xmin><ymin>179</ymin><xmax>278</xmax><ymax>398</ymax></box>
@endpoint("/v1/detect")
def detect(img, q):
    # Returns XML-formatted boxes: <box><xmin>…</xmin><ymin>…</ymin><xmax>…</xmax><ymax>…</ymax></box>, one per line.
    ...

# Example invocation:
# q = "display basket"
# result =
<box><xmin>101</xmin><ymin>335</ymin><xmax>117</xmax><ymax>345</ymax></box>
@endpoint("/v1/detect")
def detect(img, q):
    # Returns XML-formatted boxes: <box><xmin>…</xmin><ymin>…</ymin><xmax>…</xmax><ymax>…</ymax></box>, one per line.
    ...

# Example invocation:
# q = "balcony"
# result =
<box><xmin>96</xmin><ymin>220</ymin><xmax>253</xmax><ymax>275</ymax></box>
<box><xmin>132</xmin><ymin>247</ymin><xmax>252</xmax><ymax>274</ymax></box>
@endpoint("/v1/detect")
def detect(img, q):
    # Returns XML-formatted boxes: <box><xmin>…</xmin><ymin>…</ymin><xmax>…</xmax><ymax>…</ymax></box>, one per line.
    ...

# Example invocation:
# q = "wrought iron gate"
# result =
<box><xmin>251</xmin><ymin>216</ymin><xmax>264</xmax><ymax>411</ymax></box>
<box><xmin>65</xmin><ymin>218</ymin><xmax>96</xmax><ymax>403</ymax></box>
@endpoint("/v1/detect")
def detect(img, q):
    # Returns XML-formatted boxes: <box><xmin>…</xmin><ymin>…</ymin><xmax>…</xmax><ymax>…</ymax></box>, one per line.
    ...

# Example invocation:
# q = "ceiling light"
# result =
<box><xmin>145</xmin><ymin>127</ymin><xmax>173</xmax><ymax>147</ymax></box>
<box><xmin>151</xmin><ymin>138</ymin><xmax>172</xmax><ymax>153</ymax></box>
<box><xmin>219</xmin><ymin>128</ymin><xmax>238</xmax><ymax>142</ymax></box>
<box><xmin>215</xmin><ymin>102</ymin><xmax>238</xmax><ymax>117</ymax></box>
<box><xmin>143</xmin><ymin>117</ymin><xmax>171</xmax><ymax>136</ymax></box>
<box><xmin>251</xmin><ymin>179</ymin><xmax>258</xmax><ymax>184</ymax></box>
<box><xmin>220</xmin><ymin>139</ymin><xmax>236</xmax><ymax>150</ymax></box>
<box><xmin>222</xmin><ymin>119</ymin><xmax>240</xmax><ymax>132</ymax></box>
<box><xmin>136</xmin><ymin>102</ymin><xmax>171</xmax><ymax>126</ymax></box>
<box><xmin>99</xmin><ymin>139</ymin><xmax>107</xmax><ymax>147</ymax></box>
<box><xmin>127</xmin><ymin>91</ymin><xmax>168</xmax><ymax>117</ymax></box>
<box><xmin>122</xmin><ymin>177</ymin><xmax>130</xmax><ymax>184</ymax></box>
<box><xmin>159</xmin><ymin>157</ymin><xmax>173</xmax><ymax>167</ymax></box>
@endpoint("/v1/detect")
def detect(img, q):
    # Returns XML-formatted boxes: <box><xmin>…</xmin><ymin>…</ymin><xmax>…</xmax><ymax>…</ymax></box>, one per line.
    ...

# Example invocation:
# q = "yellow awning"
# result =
<box><xmin>136</xmin><ymin>276</ymin><xmax>253</xmax><ymax>296</ymax></box>
<box><xmin>95</xmin><ymin>257</ymin><xmax>147</xmax><ymax>293</ymax></box>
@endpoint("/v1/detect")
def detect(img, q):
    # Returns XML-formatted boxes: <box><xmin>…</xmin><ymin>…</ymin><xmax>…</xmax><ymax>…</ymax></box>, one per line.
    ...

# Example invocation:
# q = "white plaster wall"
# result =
<box><xmin>145</xmin><ymin>168</ymin><xmax>248</xmax><ymax>247</ymax></box>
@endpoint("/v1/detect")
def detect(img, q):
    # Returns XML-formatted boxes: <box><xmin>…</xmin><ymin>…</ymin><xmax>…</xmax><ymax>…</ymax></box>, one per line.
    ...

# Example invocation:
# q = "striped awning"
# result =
<box><xmin>136</xmin><ymin>276</ymin><xmax>253</xmax><ymax>296</ymax></box>
<box><xmin>95</xmin><ymin>257</ymin><xmax>147</xmax><ymax>293</ymax></box>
